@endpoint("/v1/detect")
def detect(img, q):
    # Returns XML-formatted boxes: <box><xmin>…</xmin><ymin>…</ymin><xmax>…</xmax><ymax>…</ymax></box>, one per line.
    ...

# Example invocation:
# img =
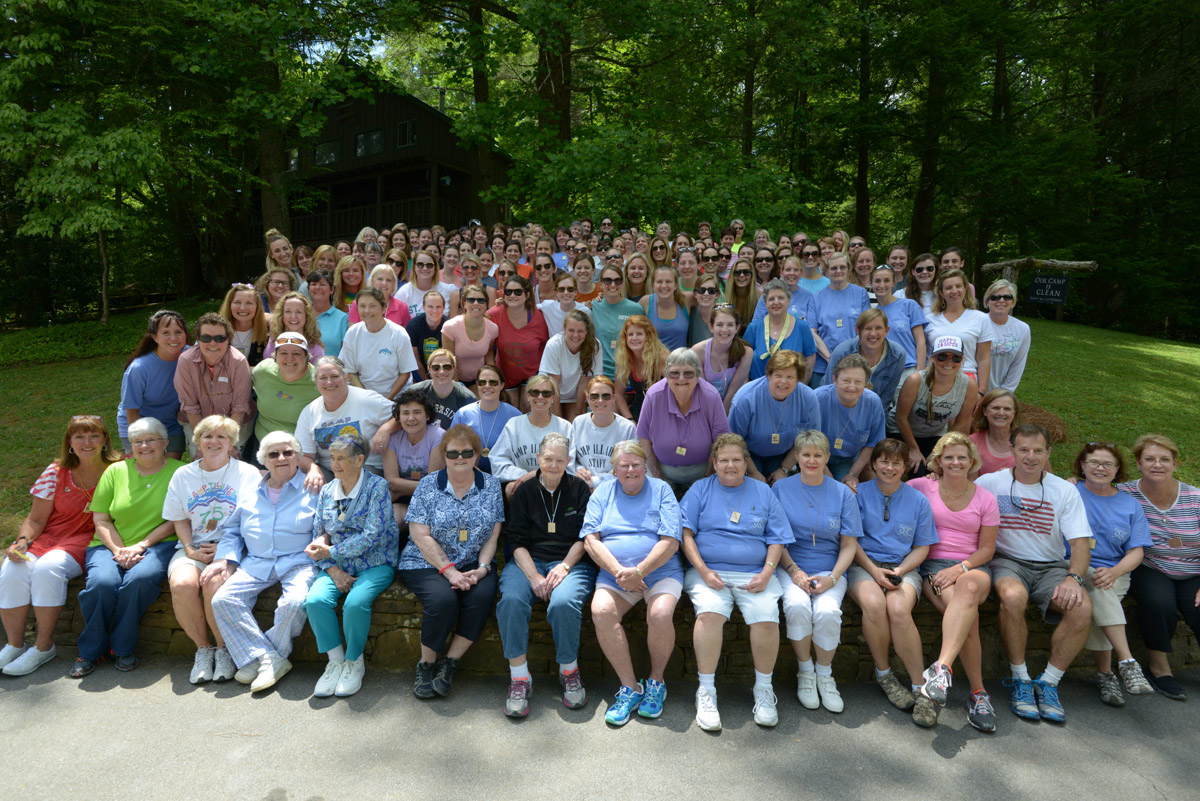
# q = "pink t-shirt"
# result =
<box><xmin>970</xmin><ymin>431</ymin><xmax>1015</xmax><ymax>477</ymax></box>
<box><xmin>907</xmin><ymin>476</ymin><xmax>1000</xmax><ymax>561</ymax></box>
<box><xmin>441</xmin><ymin>315</ymin><xmax>500</xmax><ymax>382</ymax></box>
<box><xmin>349</xmin><ymin>297</ymin><xmax>412</xmax><ymax>328</ymax></box>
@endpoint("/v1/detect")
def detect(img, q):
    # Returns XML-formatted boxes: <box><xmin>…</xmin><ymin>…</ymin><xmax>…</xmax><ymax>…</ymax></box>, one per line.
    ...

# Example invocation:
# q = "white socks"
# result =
<box><xmin>1010</xmin><ymin>662</ymin><xmax>1031</xmax><ymax>681</ymax></box>
<box><xmin>698</xmin><ymin>672</ymin><xmax>716</xmax><ymax>693</ymax></box>
<box><xmin>754</xmin><ymin>670</ymin><xmax>773</xmax><ymax>692</ymax></box>
<box><xmin>327</xmin><ymin>646</ymin><xmax>345</xmax><ymax>662</ymax></box>
<box><xmin>510</xmin><ymin>662</ymin><xmax>532</xmax><ymax>682</ymax></box>
<box><xmin>1039</xmin><ymin>665</ymin><xmax>1065</xmax><ymax>687</ymax></box>
<box><xmin>797</xmin><ymin>659</ymin><xmax>815</xmax><ymax>674</ymax></box>
<box><xmin>814</xmin><ymin>662</ymin><xmax>833</xmax><ymax>677</ymax></box>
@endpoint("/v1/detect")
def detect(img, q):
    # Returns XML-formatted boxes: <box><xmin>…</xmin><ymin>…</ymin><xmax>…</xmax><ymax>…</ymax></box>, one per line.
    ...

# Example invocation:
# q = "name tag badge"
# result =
<box><xmin>610</xmin><ymin>339</ymin><xmax>617</xmax><ymax>349</ymax></box>
<box><xmin>459</xmin><ymin>528</ymin><xmax>469</xmax><ymax>542</ymax></box>
<box><xmin>217</xmin><ymin>376</ymin><xmax>229</xmax><ymax>383</ymax></box>
<box><xmin>1089</xmin><ymin>538</ymin><xmax>1097</xmax><ymax>550</ymax></box>
<box><xmin>547</xmin><ymin>522</ymin><xmax>557</xmax><ymax>534</ymax></box>
<box><xmin>1168</xmin><ymin>537</ymin><xmax>1184</xmax><ymax>547</ymax></box>
<box><xmin>675</xmin><ymin>446</ymin><xmax>687</xmax><ymax>456</ymax></box>
<box><xmin>836</xmin><ymin>318</ymin><xmax>843</xmax><ymax>328</ymax></box>
<box><xmin>771</xmin><ymin>433</ymin><xmax>780</xmax><ymax>444</ymax></box>
<box><xmin>730</xmin><ymin>512</ymin><xmax>741</xmax><ymax>523</ymax></box>
<box><xmin>834</xmin><ymin>438</ymin><xmax>844</xmax><ymax>450</ymax></box>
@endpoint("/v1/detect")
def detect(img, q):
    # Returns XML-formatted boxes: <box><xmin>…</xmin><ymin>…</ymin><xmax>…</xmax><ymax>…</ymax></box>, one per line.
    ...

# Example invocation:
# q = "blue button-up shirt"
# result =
<box><xmin>216</xmin><ymin>469</ymin><xmax>319</xmax><ymax>581</ymax></box>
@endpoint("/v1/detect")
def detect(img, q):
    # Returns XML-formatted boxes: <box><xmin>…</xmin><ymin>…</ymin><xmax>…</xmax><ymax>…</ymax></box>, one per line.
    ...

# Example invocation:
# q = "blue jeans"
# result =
<box><xmin>305</xmin><ymin>565</ymin><xmax>396</xmax><ymax>661</ymax></box>
<box><xmin>76</xmin><ymin>542</ymin><xmax>174</xmax><ymax>660</ymax></box>
<box><xmin>496</xmin><ymin>558</ymin><xmax>598</xmax><ymax>664</ymax></box>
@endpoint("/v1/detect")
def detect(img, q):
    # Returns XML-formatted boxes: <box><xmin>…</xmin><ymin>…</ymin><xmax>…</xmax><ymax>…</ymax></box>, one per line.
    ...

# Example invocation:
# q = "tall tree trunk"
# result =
<box><xmin>908</xmin><ymin>62</ymin><xmax>948</xmax><ymax>255</ymax></box>
<box><xmin>854</xmin><ymin>0</ymin><xmax>871</xmax><ymax>239</ymax></box>
<box><xmin>536</xmin><ymin>23</ymin><xmax>572</xmax><ymax>144</ymax></box>
<box><xmin>469</xmin><ymin>3</ymin><xmax>505</xmax><ymax>224</ymax></box>
<box><xmin>98</xmin><ymin>227</ymin><xmax>110</xmax><ymax>325</ymax></box>
<box><xmin>257</xmin><ymin>62</ymin><xmax>290</xmax><ymax>236</ymax></box>
<box><xmin>973</xmin><ymin>37</ymin><xmax>1010</xmax><ymax>280</ymax></box>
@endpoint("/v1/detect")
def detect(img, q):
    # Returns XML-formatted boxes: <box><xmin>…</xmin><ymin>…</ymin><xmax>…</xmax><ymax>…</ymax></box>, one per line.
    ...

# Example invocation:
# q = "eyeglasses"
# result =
<box><xmin>912</xmin><ymin>265</ymin><xmax>936</xmax><ymax>274</ymax></box>
<box><xmin>601</xmin><ymin>277</ymin><xmax>623</xmax><ymax>285</ymax></box>
<box><xmin>464</xmin><ymin>296</ymin><xmax>488</xmax><ymax>304</ymax></box>
<box><xmin>528</xmin><ymin>389</ymin><xmax>555</xmax><ymax>398</ymax></box>
<box><xmin>694</xmin><ymin>286</ymin><xmax>719</xmax><ymax>296</ymax></box>
<box><xmin>504</xmin><ymin>288</ymin><xmax>525</xmax><ymax>296</ymax></box>
<box><xmin>429</xmin><ymin>363</ymin><xmax>454</xmax><ymax>372</ymax></box>
<box><xmin>667</xmin><ymin>370</ymin><xmax>697</xmax><ymax>380</ymax></box>
<box><xmin>1084</xmin><ymin>459</ymin><xmax>1117</xmax><ymax>470</ymax></box>
<box><xmin>267</xmin><ymin>449</ymin><xmax>296</xmax><ymax>459</ymax></box>
<box><xmin>269</xmin><ymin>280</ymin><xmax>290</xmax><ymax>288</ymax></box>
<box><xmin>131</xmin><ymin>437</ymin><xmax>164</xmax><ymax>446</ymax></box>
<box><xmin>934</xmin><ymin>353</ymin><xmax>963</xmax><ymax>363</ymax></box>
<box><xmin>477</xmin><ymin>378</ymin><xmax>502</xmax><ymax>387</ymax></box>
<box><xmin>651</xmin><ymin>244</ymin><xmax>667</xmax><ymax>251</ymax></box>
<box><xmin>571</xmin><ymin>246</ymin><xmax>589</xmax><ymax>254</ymax></box>
<box><xmin>988</xmin><ymin>294</ymin><xmax>1014</xmax><ymax>302</ymax></box>
<box><xmin>197</xmin><ymin>334</ymin><xmax>229</xmax><ymax>343</ymax></box>
<box><xmin>733</xmin><ymin>269</ymin><xmax>752</xmax><ymax>277</ymax></box>
<box><xmin>792</xmin><ymin>240</ymin><xmax>808</xmax><ymax>247</ymax></box>
<box><xmin>445</xmin><ymin>448</ymin><xmax>476</xmax><ymax>460</ymax></box>
<box><xmin>604</xmin><ymin>253</ymin><xmax>622</xmax><ymax>261</ymax></box>
<box><xmin>849</xmin><ymin>241</ymin><xmax>865</xmax><ymax>248</ymax></box>
<box><xmin>588</xmin><ymin>392</ymin><xmax>614</xmax><ymax>401</ymax></box>
<box><xmin>496</xmin><ymin>271</ymin><xmax>515</xmax><ymax>280</ymax></box>
<box><xmin>535</xmin><ymin>263</ymin><xmax>554</xmax><ymax>271</ymax></box>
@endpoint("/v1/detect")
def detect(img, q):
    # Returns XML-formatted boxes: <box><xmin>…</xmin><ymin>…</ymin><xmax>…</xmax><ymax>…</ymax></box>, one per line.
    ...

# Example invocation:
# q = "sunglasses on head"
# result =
<box><xmin>197</xmin><ymin>334</ymin><xmax>229</xmax><ymax>343</ymax></box>
<box><xmin>934</xmin><ymin>352</ymin><xmax>963</xmax><ymax>363</ymax></box>
<box><xmin>445</xmin><ymin>448</ymin><xmax>476</xmax><ymax>460</ymax></box>
<box><xmin>528</xmin><ymin>388</ymin><xmax>554</xmax><ymax>398</ymax></box>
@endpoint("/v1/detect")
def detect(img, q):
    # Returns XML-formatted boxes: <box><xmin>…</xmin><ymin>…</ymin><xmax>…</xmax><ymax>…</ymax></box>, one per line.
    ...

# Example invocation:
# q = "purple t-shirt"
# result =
<box><xmin>635</xmin><ymin>379</ymin><xmax>731</xmax><ymax>467</ymax></box>
<box><xmin>387</xmin><ymin>424</ymin><xmax>445</xmax><ymax>479</ymax></box>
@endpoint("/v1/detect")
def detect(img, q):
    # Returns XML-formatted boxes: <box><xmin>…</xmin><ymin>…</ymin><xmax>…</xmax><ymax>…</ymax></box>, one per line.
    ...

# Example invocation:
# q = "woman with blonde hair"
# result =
<box><xmin>265</xmin><ymin>292</ymin><xmax>326</xmax><ymax>363</ymax></box>
<box><xmin>311</xmin><ymin>244</ymin><xmax>339</xmax><ymax>276</ymax></box>
<box><xmin>614</xmin><ymin>315</ymin><xmax>668</xmax><ymax>421</ymax></box>
<box><xmin>332</xmin><ymin>255</ymin><xmax>367</xmax><ymax>312</ymax></box>
<box><xmin>622</xmin><ymin>252</ymin><xmax>651</xmax><ymax>301</ymax></box>
<box><xmin>257</xmin><ymin>266</ymin><xmax>297</xmax><ymax>316</ymax></box>
<box><xmin>220</xmin><ymin>283</ymin><xmax>269</xmax><ymax>366</ymax></box>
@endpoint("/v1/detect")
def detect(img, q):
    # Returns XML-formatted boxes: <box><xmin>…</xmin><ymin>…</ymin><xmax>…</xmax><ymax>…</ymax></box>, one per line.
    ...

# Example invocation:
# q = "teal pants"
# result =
<box><xmin>305</xmin><ymin>565</ymin><xmax>396</xmax><ymax>661</ymax></box>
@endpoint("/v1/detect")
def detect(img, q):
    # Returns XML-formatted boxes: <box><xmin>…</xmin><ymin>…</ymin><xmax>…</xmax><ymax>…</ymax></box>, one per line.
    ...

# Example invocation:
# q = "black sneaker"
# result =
<box><xmin>69</xmin><ymin>657</ymin><xmax>99</xmax><ymax>678</ymax></box>
<box><xmin>432</xmin><ymin>657</ymin><xmax>460</xmax><ymax>697</ymax></box>
<box><xmin>114</xmin><ymin>654</ymin><xmax>140</xmax><ymax>672</ymax></box>
<box><xmin>414</xmin><ymin>661</ymin><xmax>437</xmax><ymax>699</ymax></box>
<box><xmin>1147</xmin><ymin>672</ymin><xmax>1188</xmax><ymax>701</ymax></box>
<box><xmin>966</xmin><ymin>689</ymin><xmax>997</xmax><ymax>732</ymax></box>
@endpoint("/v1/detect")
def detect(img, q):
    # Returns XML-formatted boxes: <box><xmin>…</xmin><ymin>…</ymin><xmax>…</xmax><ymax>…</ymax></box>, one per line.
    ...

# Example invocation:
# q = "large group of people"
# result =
<box><xmin>1</xmin><ymin>219</ymin><xmax>1195</xmax><ymax>736</ymax></box>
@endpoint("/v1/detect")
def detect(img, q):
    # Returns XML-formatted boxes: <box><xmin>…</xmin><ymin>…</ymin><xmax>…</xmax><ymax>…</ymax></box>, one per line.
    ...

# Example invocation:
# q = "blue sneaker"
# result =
<box><xmin>1034</xmin><ymin>680</ymin><xmax>1066</xmax><ymax>723</ymax></box>
<box><xmin>1003</xmin><ymin>678</ymin><xmax>1039</xmax><ymax>720</ymax></box>
<box><xmin>638</xmin><ymin>678</ymin><xmax>667</xmax><ymax>718</ymax></box>
<box><xmin>605</xmin><ymin>684</ymin><xmax>644</xmax><ymax>726</ymax></box>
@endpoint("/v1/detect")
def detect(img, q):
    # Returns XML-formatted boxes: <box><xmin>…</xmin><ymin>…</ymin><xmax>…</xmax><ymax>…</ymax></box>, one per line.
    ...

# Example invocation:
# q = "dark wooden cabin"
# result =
<box><xmin>243</xmin><ymin>86</ymin><xmax>508</xmax><ymax>275</ymax></box>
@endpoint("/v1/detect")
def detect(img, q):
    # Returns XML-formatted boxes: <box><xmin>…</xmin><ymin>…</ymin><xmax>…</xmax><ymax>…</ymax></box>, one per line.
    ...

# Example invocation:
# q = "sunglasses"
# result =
<box><xmin>912</xmin><ymin>265</ymin><xmax>936</xmax><ymax>274</ymax></box>
<box><xmin>604</xmin><ymin>253</ymin><xmax>623</xmax><ymax>260</ymax></box>
<box><xmin>387</xmin><ymin>258</ymin><xmax>404</xmax><ymax>266</ymax></box>
<box><xmin>504</xmin><ymin>288</ymin><xmax>525</xmax><ymax>296</ymax></box>
<box><xmin>601</xmin><ymin>276</ymin><xmax>623</xmax><ymax>285</ymax></box>
<box><xmin>415</xmin><ymin>261</ymin><xmax>436</xmax><ymax>269</ymax></box>
<box><xmin>477</xmin><ymin>378</ymin><xmax>502</xmax><ymax>387</ymax></box>
<box><xmin>429</xmin><ymin>363</ymin><xmax>454</xmax><ymax>372</ymax></box>
<box><xmin>267</xmin><ymin>449</ymin><xmax>296</xmax><ymax>459</ymax></box>
<box><xmin>269</xmin><ymin>280</ymin><xmax>290</xmax><ymax>288</ymax></box>
<box><xmin>528</xmin><ymin>388</ymin><xmax>555</xmax><ymax>399</ymax></box>
<box><xmin>755</xmin><ymin>257</ymin><xmax>775</xmax><ymax>263</ymax></box>
<box><xmin>701</xmin><ymin>254</ymin><xmax>719</xmax><ymax>262</ymax></box>
<box><xmin>988</xmin><ymin>294</ymin><xmax>1014</xmax><ymax>302</ymax></box>
<box><xmin>588</xmin><ymin>392</ymin><xmax>614</xmax><ymax>401</ymax></box>
<box><xmin>445</xmin><ymin>448</ymin><xmax>476</xmax><ymax>460</ymax></box>
<box><xmin>667</xmin><ymin>371</ymin><xmax>697</xmax><ymax>380</ymax></box>
<box><xmin>496</xmin><ymin>271</ymin><xmax>515</xmax><ymax>279</ymax></box>
<box><xmin>197</xmin><ymin>334</ymin><xmax>229</xmax><ymax>343</ymax></box>
<box><xmin>571</xmin><ymin>246</ymin><xmax>589</xmax><ymax>254</ymax></box>
<box><xmin>464</xmin><ymin>296</ymin><xmax>488</xmax><ymax>305</ymax></box>
<box><xmin>694</xmin><ymin>286</ymin><xmax>719</xmax><ymax>295</ymax></box>
<box><xmin>934</xmin><ymin>353</ymin><xmax>964</xmax><ymax>363</ymax></box>
<box><xmin>651</xmin><ymin>244</ymin><xmax>667</xmax><ymax>250</ymax></box>
<box><xmin>802</xmin><ymin>251</ymin><xmax>820</xmax><ymax>258</ymax></box>
<box><xmin>557</xmin><ymin>285</ymin><xmax>577</xmax><ymax>292</ymax></box>
<box><xmin>733</xmin><ymin>269</ymin><xmax>752</xmax><ymax>277</ymax></box>
<box><xmin>535</xmin><ymin>263</ymin><xmax>555</xmax><ymax>271</ymax></box>
<box><xmin>792</xmin><ymin>240</ymin><xmax>808</xmax><ymax>247</ymax></box>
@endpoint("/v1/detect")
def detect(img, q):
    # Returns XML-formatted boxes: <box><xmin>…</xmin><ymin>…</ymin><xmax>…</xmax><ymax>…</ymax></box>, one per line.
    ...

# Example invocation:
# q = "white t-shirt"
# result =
<box><xmin>338</xmin><ymin>320</ymin><xmax>418</xmax><ymax>396</ymax></box>
<box><xmin>988</xmin><ymin>316</ymin><xmax>1031</xmax><ymax>392</ymax></box>
<box><xmin>570</xmin><ymin>413</ymin><xmax>637</xmax><ymax>487</ymax></box>
<box><xmin>295</xmin><ymin>386</ymin><xmax>395</xmax><ymax>470</ymax></box>
<box><xmin>976</xmin><ymin>469</ymin><xmax>1092</xmax><ymax>562</ymax></box>
<box><xmin>537</xmin><ymin>299</ymin><xmax>592</xmax><ymax>338</ymax></box>
<box><xmin>395</xmin><ymin>281</ymin><xmax>457</xmax><ymax>317</ymax></box>
<box><xmin>924</xmin><ymin>309</ymin><xmax>994</xmax><ymax>376</ymax></box>
<box><xmin>538</xmin><ymin>334</ymin><xmax>603</xmax><ymax>402</ymax></box>
<box><xmin>489</xmin><ymin>415</ymin><xmax>574</xmax><ymax>482</ymax></box>
<box><xmin>162</xmin><ymin>459</ymin><xmax>263</xmax><ymax>546</ymax></box>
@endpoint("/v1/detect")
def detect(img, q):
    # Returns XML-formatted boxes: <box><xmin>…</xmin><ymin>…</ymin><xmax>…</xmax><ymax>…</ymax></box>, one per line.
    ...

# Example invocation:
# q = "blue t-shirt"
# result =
<box><xmin>680</xmin><ymin>476</ymin><xmax>792</xmax><ymax>572</ymax></box>
<box><xmin>822</xmin><ymin>338</ymin><xmax>908</xmax><ymax>415</ymax></box>
<box><xmin>799</xmin><ymin>276</ymin><xmax>831</xmax><ymax>296</ymax></box>
<box><xmin>1072</xmin><ymin>484</ymin><xmax>1153</xmax><ymax>569</ymax></box>
<box><xmin>449</xmin><ymin>401</ymin><xmax>522</xmax><ymax>474</ymax></box>
<box><xmin>117</xmin><ymin>352</ymin><xmax>182</xmax><ymax>438</ymax></box>
<box><xmin>877</xmin><ymin>298</ymin><xmax>927</xmax><ymax>368</ymax></box>
<box><xmin>856</xmin><ymin>480</ymin><xmax>939</xmax><ymax>563</ymax></box>
<box><xmin>728</xmin><ymin>377</ymin><xmax>821</xmax><ymax>458</ymax></box>
<box><xmin>744</xmin><ymin>316</ymin><xmax>816</xmax><ymax>380</ymax></box>
<box><xmin>813</xmin><ymin>384</ymin><xmax>886</xmax><ymax>460</ymax></box>
<box><xmin>751</xmin><ymin>287</ymin><xmax>817</xmax><ymax>326</ymax></box>
<box><xmin>648</xmin><ymin>295</ymin><xmax>690</xmax><ymax>351</ymax></box>
<box><xmin>582</xmin><ymin>476</ymin><xmax>683</xmax><ymax>588</ymax></box>
<box><xmin>316</xmin><ymin>306</ymin><xmax>350</xmax><ymax>362</ymax></box>
<box><xmin>772</xmin><ymin>475</ymin><xmax>862</xmax><ymax>573</ymax></box>
<box><xmin>592</xmin><ymin>298</ymin><xmax>644</xmax><ymax>378</ymax></box>
<box><xmin>813</xmin><ymin>285</ymin><xmax>871</xmax><ymax>374</ymax></box>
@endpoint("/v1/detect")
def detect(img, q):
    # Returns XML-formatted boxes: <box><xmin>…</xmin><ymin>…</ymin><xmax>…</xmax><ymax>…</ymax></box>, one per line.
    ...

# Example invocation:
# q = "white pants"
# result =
<box><xmin>777</xmin><ymin>568</ymin><xmax>848</xmax><ymax>651</ymax></box>
<box><xmin>0</xmin><ymin>549</ymin><xmax>83</xmax><ymax>608</ymax></box>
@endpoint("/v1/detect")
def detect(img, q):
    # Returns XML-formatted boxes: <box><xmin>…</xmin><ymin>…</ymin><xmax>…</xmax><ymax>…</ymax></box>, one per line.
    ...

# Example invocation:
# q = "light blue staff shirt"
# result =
<box><xmin>680</xmin><ymin>476</ymin><xmax>792</xmax><ymax>572</ymax></box>
<box><xmin>773</xmin><ymin>475</ymin><xmax>862</xmax><ymax>573</ymax></box>
<box><xmin>582</xmin><ymin>476</ymin><xmax>683</xmax><ymax>589</ymax></box>
<box><xmin>813</xmin><ymin>384</ymin><xmax>886</xmax><ymax>460</ymax></box>
<box><xmin>728</xmin><ymin>377</ymin><xmax>821</xmax><ymax>459</ymax></box>
<box><xmin>855</xmin><ymin>480</ymin><xmax>938</xmax><ymax>564</ymax></box>
<box><xmin>216</xmin><ymin>469</ymin><xmax>319</xmax><ymax>581</ymax></box>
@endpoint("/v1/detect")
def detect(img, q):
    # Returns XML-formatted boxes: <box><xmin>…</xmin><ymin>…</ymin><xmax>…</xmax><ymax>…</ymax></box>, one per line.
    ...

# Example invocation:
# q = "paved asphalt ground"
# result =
<box><xmin>2</xmin><ymin>656</ymin><xmax>1195</xmax><ymax>801</ymax></box>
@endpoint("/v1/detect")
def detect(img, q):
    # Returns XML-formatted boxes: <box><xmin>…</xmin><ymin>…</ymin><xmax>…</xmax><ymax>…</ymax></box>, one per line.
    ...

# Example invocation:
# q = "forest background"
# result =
<box><xmin>1</xmin><ymin>0</ymin><xmax>1196</xmax><ymax>338</ymax></box>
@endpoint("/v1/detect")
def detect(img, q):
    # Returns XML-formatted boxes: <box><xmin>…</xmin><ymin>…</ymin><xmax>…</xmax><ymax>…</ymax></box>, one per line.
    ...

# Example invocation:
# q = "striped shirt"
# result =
<box><xmin>1117</xmin><ymin>480</ymin><xmax>1200</xmax><ymax>579</ymax></box>
<box><xmin>976</xmin><ymin>469</ymin><xmax>1091</xmax><ymax>563</ymax></box>
<box><xmin>31</xmin><ymin>463</ymin><xmax>59</xmax><ymax>499</ymax></box>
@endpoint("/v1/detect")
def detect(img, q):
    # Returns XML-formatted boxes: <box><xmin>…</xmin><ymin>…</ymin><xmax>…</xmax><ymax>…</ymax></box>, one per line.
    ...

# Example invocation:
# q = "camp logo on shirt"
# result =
<box><xmin>314</xmin><ymin>418</ymin><xmax>363</xmax><ymax>450</ymax></box>
<box><xmin>1111</xmin><ymin>527</ymin><xmax>1129</xmax><ymax>545</ymax></box>
<box><xmin>186</xmin><ymin>484</ymin><xmax>240</xmax><ymax>533</ymax></box>
<box><xmin>826</xmin><ymin>517</ymin><xmax>840</xmax><ymax>531</ymax></box>
<box><xmin>276</xmin><ymin>390</ymin><xmax>293</xmax><ymax>401</ymax></box>
<box><xmin>898</xmin><ymin>524</ymin><xmax>914</xmax><ymax>539</ymax></box>
<box><xmin>378</xmin><ymin>347</ymin><xmax>393</xmax><ymax>356</ymax></box>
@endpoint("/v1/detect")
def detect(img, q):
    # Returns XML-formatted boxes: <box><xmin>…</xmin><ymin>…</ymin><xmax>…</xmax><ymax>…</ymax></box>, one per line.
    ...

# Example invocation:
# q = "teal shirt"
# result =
<box><xmin>591</xmin><ymin>298</ymin><xmax>643</xmax><ymax>378</ymax></box>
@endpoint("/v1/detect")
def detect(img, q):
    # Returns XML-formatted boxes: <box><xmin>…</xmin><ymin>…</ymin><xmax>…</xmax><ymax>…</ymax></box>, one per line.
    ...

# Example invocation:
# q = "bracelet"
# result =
<box><xmin>635</xmin><ymin>566</ymin><xmax>644</xmax><ymax>578</ymax></box>
<box><xmin>438</xmin><ymin>562</ymin><xmax>456</xmax><ymax>576</ymax></box>
<box><xmin>16</xmin><ymin>535</ymin><xmax>28</xmax><ymax>542</ymax></box>
<box><xmin>765</xmin><ymin>560</ymin><xmax>776</xmax><ymax>569</ymax></box>
<box><xmin>1067</xmin><ymin>572</ymin><xmax>1084</xmax><ymax>586</ymax></box>
<box><xmin>960</xmin><ymin>562</ymin><xmax>969</xmax><ymax>573</ymax></box>
<box><xmin>785</xmin><ymin>564</ymin><xmax>799</xmax><ymax>575</ymax></box>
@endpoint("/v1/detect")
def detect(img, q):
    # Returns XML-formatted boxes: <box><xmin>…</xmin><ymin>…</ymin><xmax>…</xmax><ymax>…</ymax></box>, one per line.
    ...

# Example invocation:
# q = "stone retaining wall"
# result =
<box><xmin>6</xmin><ymin>577</ymin><xmax>1198</xmax><ymax>683</ymax></box>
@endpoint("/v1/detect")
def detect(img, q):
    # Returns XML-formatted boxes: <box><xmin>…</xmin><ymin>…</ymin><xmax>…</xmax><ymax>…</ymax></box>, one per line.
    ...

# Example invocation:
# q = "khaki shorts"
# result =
<box><xmin>1085</xmin><ymin>570</ymin><xmax>1131</xmax><ymax>629</ymax></box>
<box><xmin>847</xmin><ymin>562</ymin><xmax>923</xmax><ymax>595</ymax></box>
<box><xmin>598</xmin><ymin>577</ymin><xmax>683</xmax><ymax>606</ymax></box>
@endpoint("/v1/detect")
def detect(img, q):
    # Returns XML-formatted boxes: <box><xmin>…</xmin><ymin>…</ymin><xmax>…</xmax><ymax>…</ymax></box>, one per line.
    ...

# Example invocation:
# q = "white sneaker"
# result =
<box><xmin>250</xmin><ymin>652</ymin><xmax>292</xmax><ymax>693</ymax></box>
<box><xmin>314</xmin><ymin>659</ymin><xmax>345</xmax><ymax>698</ymax></box>
<box><xmin>234</xmin><ymin>659</ymin><xmax>260</xmax><ymax>685</ymax></box>
<box><xmin>695</xmin><ymin>687</ymin><xmax>722</xmax><ymax>731</ymax></box>
<box><xmin>190</xmin><ymin>646</ymin><xmax>215</xmax><ymax>684</ymax></box>
<box><xmin>753</xmin><ymin>686</ymin><xmax>779</xmax><ymax>727</ymax></box>
<box><xmin>796</xmin><ymin>671</ymin><xmax>819</xmax><ymax>709</ymax></box>
<box><xmin>1</xmin><ymin>644</ymin><xmax>55</xmax><ymax>676</ymax></box>
<box><xmin>335</xmin><ymin>658</ymin><xmax>365</xmax><ymax>697</ymax></box>
<box><xmin>212</xmin><ymin>647</ymin><xmax>236</xmax><ymax>682</ymax></box>
<box><xmin>816</xmin><ymin>674</ymin><xmax>844</xmax><ymax>713</ymax></box>
<box><xmin>0</xmin><ymin>643</ymin><xmax>27</xmax><ymax>670</ymax></box>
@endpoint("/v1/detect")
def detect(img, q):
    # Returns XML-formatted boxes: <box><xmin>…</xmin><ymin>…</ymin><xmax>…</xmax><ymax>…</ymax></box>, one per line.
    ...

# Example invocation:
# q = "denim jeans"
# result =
<box><xmin>76</xmin><ymin>542</ymin><xmax>174</xmax><ymax>661</ymax></box>
<box><xmin>496</xmin><ymin>558</ymin><xmax>598</xmax><ymax>663</ymax></box>
<box><xmin>305</xmin><ymin>565</ymin><xmax>396</xmax><ymax>661</ymax></box>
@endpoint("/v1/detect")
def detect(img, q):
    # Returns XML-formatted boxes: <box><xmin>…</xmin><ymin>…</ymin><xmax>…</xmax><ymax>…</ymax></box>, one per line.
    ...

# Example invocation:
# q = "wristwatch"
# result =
<box><xmin>1067</xmin><ymin>572</ymin><xmax>1084</xmax><ymax>586</ymax></box>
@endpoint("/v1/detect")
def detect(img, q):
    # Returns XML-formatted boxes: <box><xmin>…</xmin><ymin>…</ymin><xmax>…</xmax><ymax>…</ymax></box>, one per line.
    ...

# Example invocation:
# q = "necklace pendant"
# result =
<box><xmin>834</xmin><ymin>437</ymin><xmax>844</xmax><ymax>450</ymax></box>
<box><xmin>730</xmin><ymin>511</ymin><xmax>740</xmax><ymax>523</ymax></box>
<box><xmin>546</xmin><ymin>521</ymin><xmax>557</xmax><ymax>534</ymax></box>
<box><xmin>482</xmin><ymin>447</ymin><xmax>490</xmax><ymax>457</ymax></box>
<box><xmin>771</xmin><ymin>433</ymin><xmax>780</xmax><ymax>445</ymax></box>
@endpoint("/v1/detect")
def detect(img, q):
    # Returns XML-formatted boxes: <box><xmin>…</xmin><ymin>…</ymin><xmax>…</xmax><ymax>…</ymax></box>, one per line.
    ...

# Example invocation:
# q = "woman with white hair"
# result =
<box><xmin>982</xmin><ymin>278</ymin><xmax>1030</xmax><ymax>392</ymax></box>
<box><xmin>207</xmin><ymin>431</ymin><xmax>320</xmax><ymax>693</ymax></box>
<box><xmin>162</xmin><ymin>415</ymin><xmax>263</xmax><ymax>684</ymax></box>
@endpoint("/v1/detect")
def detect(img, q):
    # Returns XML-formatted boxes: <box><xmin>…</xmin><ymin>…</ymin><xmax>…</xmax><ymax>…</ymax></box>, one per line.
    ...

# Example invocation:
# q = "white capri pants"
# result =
<box><xmin>0</xmin><ymin>549</ymin><xmax>83</xmax><ymax>608</ymax></box>
<box><xmin>776</xmin><ymin>567</ymin><xmax>848</xmax><ymax>651</ymax></box>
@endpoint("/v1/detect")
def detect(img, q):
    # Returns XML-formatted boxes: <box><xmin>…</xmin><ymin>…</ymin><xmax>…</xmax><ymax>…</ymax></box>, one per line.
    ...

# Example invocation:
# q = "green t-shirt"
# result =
<box><xmin>89</xmin><ymin>458</ymin><xmax>184</xmax><ymax>547</ymax></box>
<box><xmin>252</xmin><ymin>359</ymin><xmax>320</xmax><ymax>441</ymax></box>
